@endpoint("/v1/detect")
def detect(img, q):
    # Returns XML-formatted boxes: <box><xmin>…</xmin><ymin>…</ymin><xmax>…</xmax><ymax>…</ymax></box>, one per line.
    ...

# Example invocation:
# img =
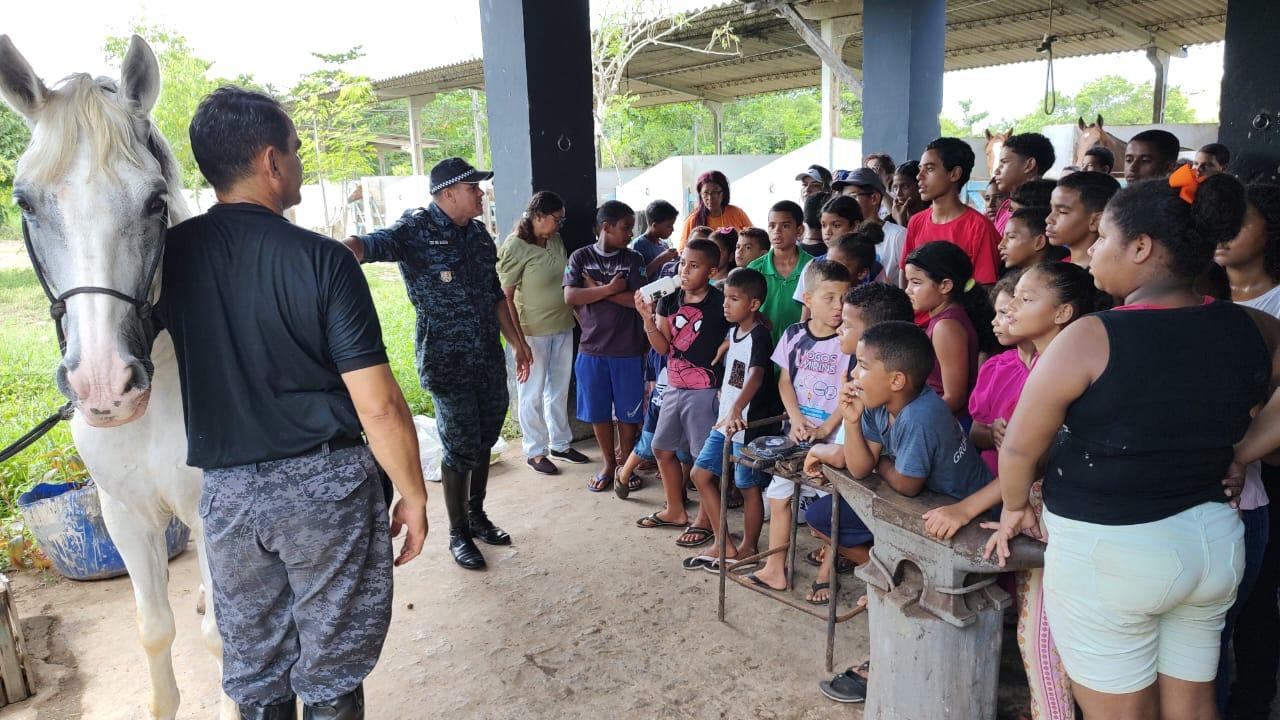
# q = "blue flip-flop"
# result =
<box><xmin>587</xmin><ymin>473</ymin><xmax>612</xmax><ymax>492</ymax></box>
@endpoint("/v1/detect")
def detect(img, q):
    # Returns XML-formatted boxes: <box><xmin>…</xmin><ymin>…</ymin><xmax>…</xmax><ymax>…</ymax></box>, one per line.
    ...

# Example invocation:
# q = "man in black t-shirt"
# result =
<box><xmin>156</xmin><ymin>87</ymin><xmax>427</xmax><ymax>720</ymax></box>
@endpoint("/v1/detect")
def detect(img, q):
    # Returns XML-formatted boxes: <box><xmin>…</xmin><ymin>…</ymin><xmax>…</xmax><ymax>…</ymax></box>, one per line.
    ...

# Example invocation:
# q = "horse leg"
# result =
<box><xmin>99</xmin><ymin>493</ymin><xmax>181</xmax><ymax>720</ymax></box>
<box><xmin>191</xmin><ymin>518</ymin><xmax>240</xmax><ymax>720</ymax></box>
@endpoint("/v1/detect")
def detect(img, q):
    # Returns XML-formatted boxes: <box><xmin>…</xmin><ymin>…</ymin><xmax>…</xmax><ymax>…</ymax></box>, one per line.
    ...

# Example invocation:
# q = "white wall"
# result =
<box><xmin>613</xmin><ymin>154</ymin><xmax>778</xmax><ymax>226</ymax></box>
<box><xmin>731</xmin><ymin>138</ymin><xmax>862</xmax><ymax>224</ymax></box>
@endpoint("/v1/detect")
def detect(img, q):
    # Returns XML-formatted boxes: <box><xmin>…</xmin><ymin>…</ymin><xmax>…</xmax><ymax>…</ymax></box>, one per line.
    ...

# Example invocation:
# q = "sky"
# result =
<box><xmin>2</xmin><ymin>0</ymin><xmax>1225</xmax><ymax>126</ymax></box>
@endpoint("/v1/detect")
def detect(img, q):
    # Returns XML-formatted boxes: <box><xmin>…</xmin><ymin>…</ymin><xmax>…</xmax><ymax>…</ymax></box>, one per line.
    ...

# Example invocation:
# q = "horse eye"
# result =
<box><xmin>14</xmin><ymin>198</ymin><xmax>33</xmax><ymax>214</ymax></box>
<box><xmin>146</xmin><ymin>197</ymin><xmax>167</xmax><ymax>216</ymax></box>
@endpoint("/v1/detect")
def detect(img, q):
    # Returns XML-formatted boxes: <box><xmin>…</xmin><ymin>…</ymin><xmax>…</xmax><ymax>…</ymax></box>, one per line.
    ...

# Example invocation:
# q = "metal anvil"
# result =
<box><xmin>822</xmin><ymin>466</ymin><xmax>1045</xmax><ymax>626</ymax></box>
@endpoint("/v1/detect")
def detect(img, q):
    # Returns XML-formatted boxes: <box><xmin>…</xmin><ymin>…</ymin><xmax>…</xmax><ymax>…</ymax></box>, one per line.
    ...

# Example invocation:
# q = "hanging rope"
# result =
<box><xmin>1039</xmin><ymin>0</ymin><xmax>1058</xmax><ymax>115</ymax></box>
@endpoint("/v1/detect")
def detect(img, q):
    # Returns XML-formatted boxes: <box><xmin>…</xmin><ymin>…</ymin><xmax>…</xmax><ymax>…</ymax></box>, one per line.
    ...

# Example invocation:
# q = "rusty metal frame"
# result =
<box><xmin>714</xmin><ymin>414</ymin><xmax>866</xmax><ymax>673</ymax></box>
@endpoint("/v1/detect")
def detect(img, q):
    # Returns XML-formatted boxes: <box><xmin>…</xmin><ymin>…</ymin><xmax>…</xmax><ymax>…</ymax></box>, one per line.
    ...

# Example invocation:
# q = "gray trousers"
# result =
<box><xmin>200</xmin><ymin>444</ymin><xmax>393</xmax><ymax>706</ymax></box>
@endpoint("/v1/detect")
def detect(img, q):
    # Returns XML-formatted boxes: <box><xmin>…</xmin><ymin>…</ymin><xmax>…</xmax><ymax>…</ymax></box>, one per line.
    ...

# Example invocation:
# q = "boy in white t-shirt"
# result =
<box><xmin>747</xmin><ymin>260</ymin><xmax>852</xmax><ymax>591</ymax></box>
<box><xmin>682</xmin><ymin>268</ymin><xmax>781</xmax><ymax>571</ymax></box>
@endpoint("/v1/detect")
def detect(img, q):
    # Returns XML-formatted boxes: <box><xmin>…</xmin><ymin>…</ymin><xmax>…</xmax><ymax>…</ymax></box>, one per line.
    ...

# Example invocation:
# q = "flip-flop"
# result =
<box><xmin>628</xmin><ymin>474</ymin><xmax>642</xmax><ymax>491</ymax></box>
<box><xmin>704</xmin><ymin>556</ymin><xmax>759</xmax><ymax>574</ymax></box>
<box><xmin>682</xmin><ymin>555</ymin><xmax>715</xmax><ymax>571</ymax></box>
<box><xmin>746</xmin><ymin>572</ymin><xmax>788</xmax><ymax>592</ymax></box>
<box><xmin>803</xmin><ymin>548</ymin><xmax>857</xmax><ymax>574</ymax></box>
<box><xmin>636</xmin><ymin>512</ymin><xmax>684</xmax><ymax>529</ymax></box>
<box><xmin>807</xmin><ymin>581</ymin><xmax>831</xmax><ymax>606</ymax></box>
<box><xmin>675</xmin><ymin>526</ymin><xmax>713</xmax><ymax>548</ymax></box>
<box><xmin>613</xmin><ymin>468</ymin><xmax>630</xmax><ymax>500</ymax></box>
<box><xmin>587</xmin><ymin>473</ymin><xmax>611</xmax><ymax>492</ymax></box>
<box><xmin>804</xmin><ymin>548</ymin><xmax>825</xmax><ymax>567</ymax></box>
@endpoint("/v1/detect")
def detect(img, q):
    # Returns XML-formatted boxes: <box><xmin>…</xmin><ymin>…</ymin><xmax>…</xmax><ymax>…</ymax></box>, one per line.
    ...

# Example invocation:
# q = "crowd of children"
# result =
<box><xmin>552</xmin><ymin>131</ymin><xmax>1280</xmax><ymax>718</ymax></box>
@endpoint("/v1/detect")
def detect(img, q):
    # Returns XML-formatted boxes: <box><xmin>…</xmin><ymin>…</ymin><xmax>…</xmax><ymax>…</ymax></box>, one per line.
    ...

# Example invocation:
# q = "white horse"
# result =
<box><xmin>0</xmin><ymin>35</ymin><xmax>235</xmax><ymax>719</ymax></box>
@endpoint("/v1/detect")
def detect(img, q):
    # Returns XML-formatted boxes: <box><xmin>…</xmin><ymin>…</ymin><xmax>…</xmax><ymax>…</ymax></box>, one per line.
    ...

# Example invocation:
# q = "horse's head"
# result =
<box><xmin>1</xmin><ymin>35</ymin><xmax>186</xmax><ymax>427</ymax></box>
<box><xmin>984</xmin><ymin>127</ymin><xmax>1011</xmax><ymax>179</ymax></box>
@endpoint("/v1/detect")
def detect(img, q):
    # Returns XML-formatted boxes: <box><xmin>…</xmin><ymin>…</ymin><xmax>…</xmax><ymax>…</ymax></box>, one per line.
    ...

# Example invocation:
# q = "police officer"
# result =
<box><xmin>157</xmin><ymin>88</ymin><xmax>429</xmax><ymax>720</ymax></box>
<box><xmin>343</xmin><ymin>158</ymin><xmax>532</xmax><ymax>570</ymax></box>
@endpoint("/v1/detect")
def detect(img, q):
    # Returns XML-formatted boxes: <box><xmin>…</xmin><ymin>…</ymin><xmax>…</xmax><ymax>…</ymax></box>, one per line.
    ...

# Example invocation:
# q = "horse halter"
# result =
<box><xmin>20</xmin><ymin>213</ymin><xmax>167</xmax><ymax>356</ymax></box>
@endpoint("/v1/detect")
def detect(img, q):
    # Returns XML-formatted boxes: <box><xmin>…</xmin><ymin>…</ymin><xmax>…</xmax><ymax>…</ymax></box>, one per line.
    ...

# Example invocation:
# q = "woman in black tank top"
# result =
<box><xmin>983</xmin><ymin>175</ymin><xmax>1280</xmax><ymax>718</ymax></box>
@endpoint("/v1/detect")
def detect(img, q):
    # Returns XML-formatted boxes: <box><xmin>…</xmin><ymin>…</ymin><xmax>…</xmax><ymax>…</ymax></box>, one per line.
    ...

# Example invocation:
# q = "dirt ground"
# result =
<box><xmin>0</xmin><ymin>440</ymin><xmax>1040</xmax><ymax>720</ymax></box>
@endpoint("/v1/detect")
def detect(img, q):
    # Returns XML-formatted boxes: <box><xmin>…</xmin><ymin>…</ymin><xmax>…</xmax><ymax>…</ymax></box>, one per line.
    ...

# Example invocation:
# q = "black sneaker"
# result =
<box><xmin>527</xmin><ymin>456</ymin><xmax>559</xmax><ymax>475</ymax></box>
<box><xmin>819</xmin><ymin>668</ymin><xmax>867</xmax><ymax>703</ymax></box>
<box><xmin>550</xmin><ymin>447</ymin><xmax>590</xmax><ymax>464</ymax></box>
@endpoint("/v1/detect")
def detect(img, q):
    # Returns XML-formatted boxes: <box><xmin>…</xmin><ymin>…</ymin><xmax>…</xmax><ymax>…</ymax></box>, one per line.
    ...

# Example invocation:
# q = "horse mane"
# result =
<box><xmin>19</xmin><ymin>72</ymin><xmax>190</xmax><ymax>222</ymax></box>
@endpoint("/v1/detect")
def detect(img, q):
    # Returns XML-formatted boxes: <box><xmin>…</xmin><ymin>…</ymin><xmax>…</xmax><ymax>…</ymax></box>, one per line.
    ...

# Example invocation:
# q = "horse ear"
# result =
<box><xmin>0</xmin><ymin>35</ymin><xmax>49</xmax><ymax>121</ymax></box>
<box><xmin>1078</xmin><ymin>117</ymin><xmax>1087</xmax><ymax>130</ymax></box>
<box><xmin>985</xmin><ymin>129</ymin><xmax>993</xmax><ymax>140</ymax></box>
<box><xmin>120</xmin><ymin>35</ymin><xmax>161</xmax><ymax>118</ymax></box>
<box><xmin>1096</xmin><ymin>114</ymin><xmax>1104</xmax><ymax>128</ymax></box>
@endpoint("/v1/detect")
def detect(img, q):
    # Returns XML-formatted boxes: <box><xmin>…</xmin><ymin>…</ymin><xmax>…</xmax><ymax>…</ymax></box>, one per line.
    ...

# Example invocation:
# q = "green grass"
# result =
<box><xmin>0</xmin><ymin>264</ymin><xmax>517</xmax><ymax>527</ymax></box>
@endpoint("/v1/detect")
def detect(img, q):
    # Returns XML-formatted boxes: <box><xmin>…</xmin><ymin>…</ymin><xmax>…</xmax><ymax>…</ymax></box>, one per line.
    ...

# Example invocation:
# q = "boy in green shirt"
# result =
<box><xmin>747</xmin><ymin>200</ymin><xmax>813</xmax><ymax>344</ymax></box>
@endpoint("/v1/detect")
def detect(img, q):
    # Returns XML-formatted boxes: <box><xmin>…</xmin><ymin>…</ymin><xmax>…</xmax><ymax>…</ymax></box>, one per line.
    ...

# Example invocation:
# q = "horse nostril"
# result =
<box><xmin>123</xmin><ymin>360</ymin><xmax>151</xmax><ymax>394</ymax></box>
<box><xmin>55</xmin><ymin>364</ymin><xmax>75</xmax><ymax>401</ymax></box>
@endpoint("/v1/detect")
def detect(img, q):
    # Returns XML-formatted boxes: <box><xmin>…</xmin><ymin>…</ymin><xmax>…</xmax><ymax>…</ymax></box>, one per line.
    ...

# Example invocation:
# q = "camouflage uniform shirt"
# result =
<box><xmin>358</xmin><ymin>202</ymin><xmax>505</xmax><ymax>389</ymax></box>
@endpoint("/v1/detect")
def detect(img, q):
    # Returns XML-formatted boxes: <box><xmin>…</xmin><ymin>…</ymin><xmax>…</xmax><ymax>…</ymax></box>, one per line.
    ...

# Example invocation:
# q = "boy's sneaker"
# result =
<box><xmin>796</xmin><ymin>491</ymin><xmax>816</xmax><ymax>526</ymax></box>
<box><xmin>550</xmin><ymin>448</ymin><xmax>590</xmax><ymax>464</ymax></box>
<box><xmin>527</xmin><ymin>456</ymin><xmax>558</xmax><ymax>475</ymax></box>
<box><xmin>819</xmin><ymin>668</ymin><xmax>867</xmax><ymax>703</ymax></box>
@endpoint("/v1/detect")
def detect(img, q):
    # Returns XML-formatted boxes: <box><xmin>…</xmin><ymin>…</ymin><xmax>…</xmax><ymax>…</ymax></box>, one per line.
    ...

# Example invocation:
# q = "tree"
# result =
<box><xmin>940</xmin><ymin>99</ymin><xmax>990</xmax><ymax>137</ymax></box>
<box><xmin>288</xmin><ymin>48</ymin><xmax>378</xmax><ymax>184</ymax></box>
<box><xmin>105</xmin><ymin>24</ymin><xmax>221</xmax><ymax>191</ymax></box>
<box><xmin>591</xmin><ymin>0</ymin><xmax>739</xmax><ymax>172</ymax></box>
<box><xmin>1005</xmin><ymin>75</ymin><xmax>1197</xmax><ymax>133</ymax></box>
<box><xmin>0</xmin><ymin>103</ymin><xmax>31</xmax><ymax>236</ymax></box>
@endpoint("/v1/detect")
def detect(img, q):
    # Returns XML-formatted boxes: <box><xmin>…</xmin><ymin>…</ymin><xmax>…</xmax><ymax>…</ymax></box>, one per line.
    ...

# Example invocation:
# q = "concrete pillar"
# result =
<box><xmin>819</xmin><ymin>19</ymin><xmax>840</xmax><ymax>149</ymax></box>
<box><xmin>479</xmin><ymin>0</ymin><xmax>597</xmax><ymax>251</ymax></box>
<box><xmin>862</xmin><ymin>0</ymin><xmax>944</xmax><ymax>164</ymax></box>
<box><xmin>1147</xmin><ymin>47</ymin><xmax>1171</xmax><ymax>124</ymax></box>
<box><xmin>1219</xmin><ymin>0</ymin><xmax>1280</xmax><ymax>170</ymax></box>
<box><xmin>407</xmin><ymin>94</ymin><xmax>429</xmax><ymax>176</ymax></box>
<box><xmin>705</xmin><ymin>101</ymin><xmax>724</xmax><ymax>155</ymax></box>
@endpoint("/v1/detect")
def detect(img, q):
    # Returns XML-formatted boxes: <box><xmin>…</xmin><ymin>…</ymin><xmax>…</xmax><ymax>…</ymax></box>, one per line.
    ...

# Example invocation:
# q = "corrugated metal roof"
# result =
<box><xmin>368</xmin><ymin>0</ymin><xmax>1225</xmax><ymax>106</ymax></box>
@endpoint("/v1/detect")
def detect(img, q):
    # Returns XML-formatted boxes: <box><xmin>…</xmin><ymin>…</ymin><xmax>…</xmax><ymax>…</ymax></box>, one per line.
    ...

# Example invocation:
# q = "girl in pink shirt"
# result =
<box><xmin>969</xmin><ymin>270</ymin><xmax>1035</xmax><ymax>476</ymax></box>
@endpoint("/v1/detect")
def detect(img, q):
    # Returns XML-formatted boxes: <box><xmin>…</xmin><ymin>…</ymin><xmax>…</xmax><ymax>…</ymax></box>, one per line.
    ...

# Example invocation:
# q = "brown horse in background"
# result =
<box><xmin>1075</xmin><ymin>115</ymin><xmax>1127</xmax><ymax>173</ymax></box>
<box><xmin>984</xmin><ymin>127</ymin><xmax>1012</xmax><ymax>179</ymax></box>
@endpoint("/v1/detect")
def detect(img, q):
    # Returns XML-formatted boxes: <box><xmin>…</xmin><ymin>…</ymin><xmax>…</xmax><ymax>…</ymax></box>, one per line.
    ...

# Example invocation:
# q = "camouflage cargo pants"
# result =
<box><xmin>199</xmin><ymin>444</ymin><xmax>393</xmax><ymax>706</ymax></box>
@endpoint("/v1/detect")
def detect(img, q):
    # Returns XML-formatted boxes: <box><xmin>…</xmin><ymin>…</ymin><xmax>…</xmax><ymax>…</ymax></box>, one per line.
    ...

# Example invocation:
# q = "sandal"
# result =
<box><xmin>682</xmin><ymin>555</ymin><xmax>715</xmax><ymax>571</ymax></box>
<box><xmin>588</xmin><ymin>473</ymin><xmax>611</xmax><ymax>492</ymax></box>
<box><xmin>803</xmin><ymin>548</ymin><xmax>857</xmax><ymax>574</ymax></box>
<box><xmin>746</xmin><ymin>572</ymin><xmax>788</xmax><ymax>591</ymax></box>
<box><xmin>675</xmin><ymin>526</ymin><xmax>713</xmax><ymax>548</ymax></box>
<box><xmin>704</xmin><ymin>556</ymin><xmax>758</xmax><ymax>574</ymax></box>
<box><xmin>636</xmin><ymin>512</ymin><xmax>684</xmax><ymax>529</ymax></box>
<box><xmin>728</xmin><ymin>487</ymin><xmax>744</xmax><ymax>509</ymax></box>
<box><xmin>628</xmin><ymin>474</ymin><xmax>642</xmax><ymax>492</ymax></box>
<box><xmin>806</xmin><ymin>581</ymin><xmax>831</xmax><ymax>606</ymax></box>
<box><xmin>613</xmin><ymin>469</ymin><xmax>630</xmax><ymax>499</ymax></box>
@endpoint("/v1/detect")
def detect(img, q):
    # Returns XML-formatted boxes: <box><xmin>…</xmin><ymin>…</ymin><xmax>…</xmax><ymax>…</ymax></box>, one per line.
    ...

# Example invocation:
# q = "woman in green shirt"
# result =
<box><xmin>498</xmin><ymin>192</ymin><xmax>589</xmax><ymax>475</ymax></box>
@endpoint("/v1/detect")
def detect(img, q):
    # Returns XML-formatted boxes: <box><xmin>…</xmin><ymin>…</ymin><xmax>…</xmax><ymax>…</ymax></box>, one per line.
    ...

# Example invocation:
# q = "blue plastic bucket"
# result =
<box><xmin>17</xmin><ymin>481</ymin><xmax>190</xmax><ymax>581</ymax></box>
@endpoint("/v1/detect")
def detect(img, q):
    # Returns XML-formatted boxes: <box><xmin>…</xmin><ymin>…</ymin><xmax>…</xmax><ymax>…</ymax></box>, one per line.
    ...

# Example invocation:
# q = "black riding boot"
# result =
<box><xmin>468</xmin><ymin>461</ymin><xmax>511</xmax><ymax>546</ymax></box>
<box><xmin>239</xmin><ymin>696</ymin><xmax>297</xmax><ymax>720</ymax></box>
<box><xmin>303</xmin><ymin>685</ymin><xmax>364</xmax><ymax>720</ymax></box>
<box><xmin>442</xmin><ymin>464</ymin><xmax>485</xmax><ymax>569</ymax></box>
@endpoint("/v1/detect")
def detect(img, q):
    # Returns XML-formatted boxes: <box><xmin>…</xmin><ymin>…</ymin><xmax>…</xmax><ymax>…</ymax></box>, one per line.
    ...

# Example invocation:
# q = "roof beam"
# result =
<box><xmin>743</xmin><ymin>1</ymin><xmax>863</xmax><ymax>96</ymax></box>
<box><xmin>1056</xmin><ymin>0</ymin><xmax>1188</xmax><ymax>58</ymax></box>
<box><xmin>626</xmin><ymin>75</ymin><xmax>736</xmax><ymax>104</ymax></box>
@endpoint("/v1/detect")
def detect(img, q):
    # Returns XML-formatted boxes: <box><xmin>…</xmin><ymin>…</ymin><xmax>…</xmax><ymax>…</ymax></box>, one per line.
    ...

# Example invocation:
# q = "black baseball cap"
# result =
<box><xmin>429</xmin><ymin>157</ymin><xmax>494</xmax><ymax>194</ymax></box>
<box><xmin>832</xmin><ymin>167</ymin><xmax>886</xmax><ymax>195</ymax></box>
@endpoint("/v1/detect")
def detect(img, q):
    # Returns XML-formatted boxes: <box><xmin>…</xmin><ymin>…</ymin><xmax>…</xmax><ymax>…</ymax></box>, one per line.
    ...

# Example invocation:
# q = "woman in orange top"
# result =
<box><xmin>678</xmin><ymin>170</ymin><xmax>753</xmax><ymax>248</ymax></box>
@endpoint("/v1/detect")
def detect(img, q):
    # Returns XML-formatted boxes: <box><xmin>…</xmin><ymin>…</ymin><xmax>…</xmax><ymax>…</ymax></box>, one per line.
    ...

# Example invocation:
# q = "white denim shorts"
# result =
<box><xmin>1042</xmin><ymin>501</ymin><xmax>1244</xmax><ymax>694</ymax></box>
